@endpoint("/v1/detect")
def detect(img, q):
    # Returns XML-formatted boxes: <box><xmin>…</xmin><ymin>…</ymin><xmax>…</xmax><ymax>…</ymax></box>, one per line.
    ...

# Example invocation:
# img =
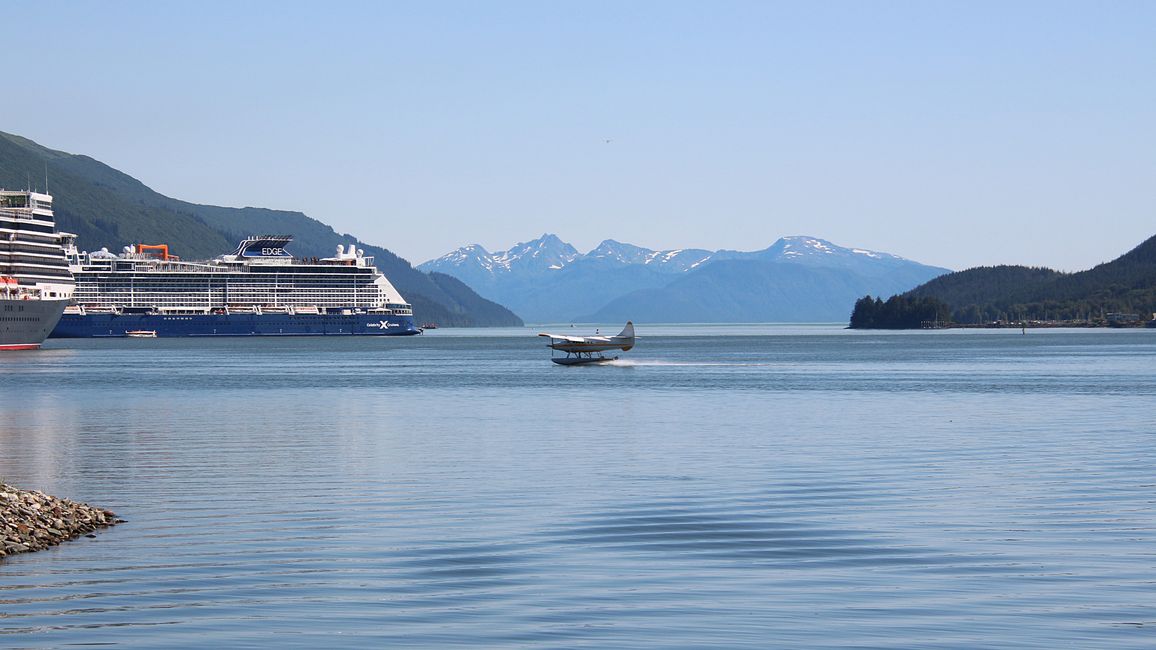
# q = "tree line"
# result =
<box><xmin>849</xmin><ymin>295</ymin><xmax>953</xmax><ymax>329</ymax></box>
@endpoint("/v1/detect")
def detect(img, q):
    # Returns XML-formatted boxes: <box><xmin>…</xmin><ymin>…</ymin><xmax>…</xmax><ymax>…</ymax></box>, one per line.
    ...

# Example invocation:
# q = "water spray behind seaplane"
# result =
<box><xmin>538</xmin><ymin>321</ymin><xmax>635</xmax><ymax>365</ymax></box>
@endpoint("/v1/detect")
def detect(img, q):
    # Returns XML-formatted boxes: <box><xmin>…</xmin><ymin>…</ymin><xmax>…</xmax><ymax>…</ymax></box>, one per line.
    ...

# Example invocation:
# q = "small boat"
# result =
<box><xmin>125</xmin><ymin>330</ymin><xmax>157</xmax><ymax>338</ymax></box>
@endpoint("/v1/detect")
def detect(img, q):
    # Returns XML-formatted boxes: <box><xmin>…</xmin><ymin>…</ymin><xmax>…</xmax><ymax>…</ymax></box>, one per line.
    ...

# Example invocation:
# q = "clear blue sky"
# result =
<box><xmin>6</xmin><ymin>1</ymin><xmax>1154</xmax><ymax>271</ymax></box>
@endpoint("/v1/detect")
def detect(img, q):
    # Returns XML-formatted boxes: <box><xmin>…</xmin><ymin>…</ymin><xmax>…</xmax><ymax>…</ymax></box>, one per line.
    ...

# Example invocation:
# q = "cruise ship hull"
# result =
<box><xmin>1</xmin><ymin>298</ymin><xmax>69</xmax><ymax>349</ymax></box>
<box><xmin>51</xmin><ymin>312</ymin><xmax>421</xmax><ymax>338</ymax></box>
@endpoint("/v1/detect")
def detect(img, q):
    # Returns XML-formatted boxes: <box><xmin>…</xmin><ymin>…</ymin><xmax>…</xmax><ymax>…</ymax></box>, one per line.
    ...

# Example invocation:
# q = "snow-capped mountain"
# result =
<box><xmin>747</xmin><ymin>236</ymin><xmax>913</xmax><ymax>268</ymax></box>
<box><xmin>583</xmin><ymin>240</ymin><xmax>714</xmax><ymax>271</ymax></box>
<box><xmin>418</xmin><ymin>234</ymin><xmax>950</xmax><ymax>323</ymax></box>
<box><xmin>490</xmin><ymin>233</ymin><xmax>580</xmax><ymax>273</ymax></box>
<box><xmin>421</xmin><ymin>234</ymin><xmax>580</xmax><ymax>289</ymax></box>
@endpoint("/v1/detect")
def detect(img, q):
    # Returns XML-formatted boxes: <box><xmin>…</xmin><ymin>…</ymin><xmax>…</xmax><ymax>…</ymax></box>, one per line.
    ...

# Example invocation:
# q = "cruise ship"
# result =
<box><xmin>51</xmin><ymin>235</ymin><xmax>421</xmax><ymax>337</ymax></box>
<box><xmin>0</xmin><ymin>191</ymin><xmax>75</xmax><ymax>350</ymax></box>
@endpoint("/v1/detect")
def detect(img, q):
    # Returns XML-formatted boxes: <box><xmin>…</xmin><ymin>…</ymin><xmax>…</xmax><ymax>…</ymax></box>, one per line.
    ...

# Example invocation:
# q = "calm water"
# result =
<box><xmin>1</xmin><ymin>325</ymin><xmax>1155</xmax><ymax>648</ymax></box>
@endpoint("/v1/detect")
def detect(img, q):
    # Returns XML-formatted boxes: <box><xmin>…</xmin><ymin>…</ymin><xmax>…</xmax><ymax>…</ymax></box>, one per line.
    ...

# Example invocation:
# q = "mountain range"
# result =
<box><xmin>420</xmin><ymin>235</ymin><xmax>951</xmax><ymax>323</ymax></box>
<box><xmin>0</xmin><ymin>131</ymin><xmax>521</xmax><ymax>327</ymax></box>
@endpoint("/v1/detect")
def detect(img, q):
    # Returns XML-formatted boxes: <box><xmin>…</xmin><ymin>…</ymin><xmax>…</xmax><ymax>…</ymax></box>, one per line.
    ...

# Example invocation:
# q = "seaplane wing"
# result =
<box><xmin>539</xmin><ymin>321</ymin><xmax>635</xmax><ymax>353</ymax></box>
<box><xmin>540</xmin><ymin>334</ymin><xmax>598</xmax><ymax>344</ymax></box>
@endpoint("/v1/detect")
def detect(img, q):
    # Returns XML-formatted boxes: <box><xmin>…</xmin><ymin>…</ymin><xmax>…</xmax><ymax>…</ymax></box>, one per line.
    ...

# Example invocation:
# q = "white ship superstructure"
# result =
<box><xmin>65</xmin><ymin>235</ymin><xmax>412</xmax><ymax>315</ymax></box>
<box><xmin>54</xmin><ymin>235</ymin><xmax>419</xmax><ymax>337</ymax></box>
<box><xmin>0</xmin><ymin>190</ymin><xmax>74</xmax><ymax>349</ymax></box>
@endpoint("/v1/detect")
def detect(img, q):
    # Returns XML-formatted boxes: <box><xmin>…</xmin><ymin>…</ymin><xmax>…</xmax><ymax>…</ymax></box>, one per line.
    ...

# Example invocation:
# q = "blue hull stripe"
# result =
<box><xmin>51</xmin><ymin>313</ymin><xmax>421</xmax><ymax>337</ymax></box>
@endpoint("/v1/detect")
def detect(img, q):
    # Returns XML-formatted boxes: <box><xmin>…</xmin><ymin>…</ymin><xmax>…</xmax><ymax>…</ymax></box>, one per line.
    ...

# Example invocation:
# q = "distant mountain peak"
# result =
<box><xmin>425</xmin><ymin>243</ymin><xmax>491</xmax><ymax>269</ymax></box>
<box><xmin>762</xmin><ymin>235</ymin><xmax>909</xmax><ymax>265</ymax></box>
<box><xmin>460</xmin><ymin>243</ymin><xmax>492</xmax><ymax>256</ymax></box>
<box><xmin>496</xmin><ymin>233</ymin><xmax>579</xmax><ymax>268</ymax></box>
<box><xmin>418</xmin><ymin>233</ymin><xmax>581</xmax><ymax>279</ymax></box>
<box><xmin>587</xmin><ymin>239</ymin><xmax>659</xmax><ymax>266</ymax></box>
<box><xmin>775</xmin><ymin>236</ymin><xmax>837</xmax><ymax>258</ymax></box>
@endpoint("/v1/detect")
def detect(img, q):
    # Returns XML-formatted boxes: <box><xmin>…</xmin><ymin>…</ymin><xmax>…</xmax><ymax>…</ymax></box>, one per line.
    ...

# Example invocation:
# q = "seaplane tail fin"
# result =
<box><xmin>617</xmin><ymin>321</ymin><xmax>634</xmax><ymax>338</ymax></box>
<box><xmin>616</xmin><ymin>321</ymin><xmax>635</xmax><ymax>351</ymax></box>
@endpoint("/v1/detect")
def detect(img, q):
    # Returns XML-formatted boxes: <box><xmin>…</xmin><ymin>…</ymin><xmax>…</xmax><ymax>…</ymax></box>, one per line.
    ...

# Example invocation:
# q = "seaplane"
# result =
<box><xmin>538</xmin><ymin>321</ymin><xmax>635</xmax><ymax>365</ymax></box>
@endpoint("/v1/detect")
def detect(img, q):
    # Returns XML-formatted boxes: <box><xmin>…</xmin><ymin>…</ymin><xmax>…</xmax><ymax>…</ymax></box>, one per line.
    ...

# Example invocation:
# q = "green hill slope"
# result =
<box><xmin>0</xmin><ymin>132</ymin><xmax>234</xmax><ymax>258</ymax></box>
<box><xmin>906</xmin><ymin>266</ymin><xmax>1065</xmax><ymax>309</ymax></box>
<box><xmin>852</xmin><ymin>234</ymin><xmax>1156</xmax><ymax>326</ymax></box>
<box><xmin>0</xmin><ymin>131</ymin><xmax>521</xmax><ymax>327</ymax></box>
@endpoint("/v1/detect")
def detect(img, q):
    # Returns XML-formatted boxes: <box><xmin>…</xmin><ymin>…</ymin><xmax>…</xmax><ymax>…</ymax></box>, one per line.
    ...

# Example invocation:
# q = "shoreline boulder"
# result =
<box><xmin>1</xmin><ymin>483</ymin><xmax>121</xmax><ymax>559</ymax></box>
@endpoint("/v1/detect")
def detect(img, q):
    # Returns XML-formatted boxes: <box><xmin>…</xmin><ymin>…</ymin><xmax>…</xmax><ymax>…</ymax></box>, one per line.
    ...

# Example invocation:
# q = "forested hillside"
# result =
<box><xmin>850</xmin><ymin>235</ymin><xmax>1156</xmax><ymax>326</ymax></box>
<box><xmin>0</xmin><ymin>131</ymin><xmax>521</xmax><ymax>326</ymax></box>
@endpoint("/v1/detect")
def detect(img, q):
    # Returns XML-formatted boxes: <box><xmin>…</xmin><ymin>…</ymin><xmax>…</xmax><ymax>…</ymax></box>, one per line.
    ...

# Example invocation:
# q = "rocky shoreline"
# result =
<box><xmin>1</xmin><ymin>483</ymin><xmax>120</xmax><ymax>559</ymax></box>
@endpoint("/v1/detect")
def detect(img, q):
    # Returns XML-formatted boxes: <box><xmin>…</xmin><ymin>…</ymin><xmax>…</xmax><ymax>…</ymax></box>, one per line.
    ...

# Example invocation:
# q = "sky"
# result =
<box><xmin>4</xmin><ymin>1</ymin><xmax>1154</xmax><ymax>271</ymax></box>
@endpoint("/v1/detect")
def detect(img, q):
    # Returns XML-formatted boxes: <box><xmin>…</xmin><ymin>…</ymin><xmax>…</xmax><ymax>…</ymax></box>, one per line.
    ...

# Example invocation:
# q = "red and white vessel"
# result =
<box><xmin>0</xmin><ymin>190</ymin><xmax>74</xmax><ymax>350</ymax></box>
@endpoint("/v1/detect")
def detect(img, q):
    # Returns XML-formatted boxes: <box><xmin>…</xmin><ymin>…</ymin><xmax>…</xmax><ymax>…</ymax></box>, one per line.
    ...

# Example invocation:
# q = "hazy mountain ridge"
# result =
<box><xmin>0</xmin><ymin>131</ymin><xmax>521</xmax><ymax>327</ymax></box>
<box><xmin>421</xmin><ymin>234</ymin><xmax>951</xmax><ymax>323</ymax></box>
<box><xmin>589</xmin><ymin>261</ymin><xmax>881</xmax><ymax>323</ymax></box>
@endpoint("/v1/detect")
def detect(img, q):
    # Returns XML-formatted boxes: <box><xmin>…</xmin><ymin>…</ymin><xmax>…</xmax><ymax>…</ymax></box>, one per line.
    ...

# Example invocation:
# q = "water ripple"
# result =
<box><xmin>2</xmin><ymin>330</ymin><xmax>1155</xmax><ymax>647</ymax></box>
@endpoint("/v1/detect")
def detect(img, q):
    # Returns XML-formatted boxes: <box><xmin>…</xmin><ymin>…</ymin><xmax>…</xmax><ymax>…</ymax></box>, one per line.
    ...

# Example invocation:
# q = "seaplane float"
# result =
<box><xmin>538</xmin><ymin>321</ymin><xmax>635</xmax><ymax>365</ymax></box>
